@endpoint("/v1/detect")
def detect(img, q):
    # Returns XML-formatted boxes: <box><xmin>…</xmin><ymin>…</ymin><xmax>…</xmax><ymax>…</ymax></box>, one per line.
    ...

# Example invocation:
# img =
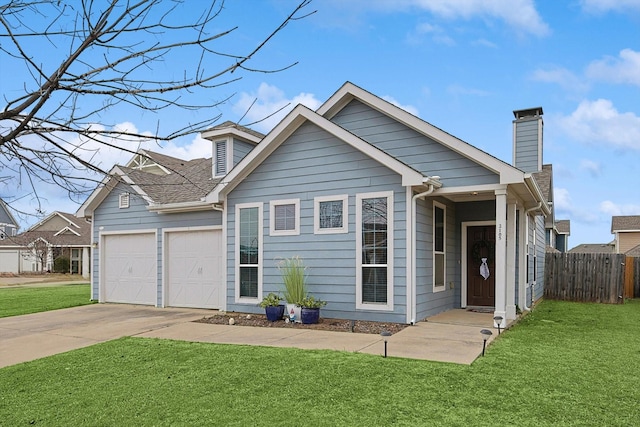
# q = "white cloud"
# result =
<box><xmin>233</xmin><ymin>83</ymin><xmax>322</xmax><ymax>133</ymax></box>
<box><xmin>322</xmin><ymin>0</ymin><xmax>549</xmax><ymax>36</ymax></box>
<box><xmin>472</xmin><ymin>38</ymin><xmax>498</xmax><ymax>48</ymax></box>
<box><xmin>579</xmin><ymin>159</ymin><xmax>601</xmax><ymax>177</ymax></box>
<box><xmin>586</xmin><ymin>49</ymin><xmax>640</xmax><ymax>86</ymax></box>
<box><xmin>553</xmin><ymin>188</ymin><xmax>600</xmax><ymax>223</ymax></box>
<box><xmin>408</xmin><ymin>22</ymin><xmax>455</xmax><ymax>45</ymax></box>
<box><xmin>557</xmin><ymin>99</ymin><xmax>640</xmax><ymax>150</ymax></box>
<box><xmin>600</xmin><ymin>200</ymin><xmax>640</xmax><ymax>216</ymax></box>
<box><xmin>553</xmin><ymin>187</ymin><xmax>572</xmax><ymax>212</ymax></box>
<box><xmin>580</xmin><ymin>0</ymin><xmax>640</xmax><ymax>13</ymax></box>
<box><xmin>403</xmin><ymin>0</ymin><xmax>550</xmax><ymax>36</ymax></box>
<box><xmin>382</xmin><ymin>96</ymin><xmax>420</xmax><ymax>116</ymax></box>
<box><xmin>530</xmin><ymin>67</ymin><xmax>589</xmax><ymax>93</ymax></box>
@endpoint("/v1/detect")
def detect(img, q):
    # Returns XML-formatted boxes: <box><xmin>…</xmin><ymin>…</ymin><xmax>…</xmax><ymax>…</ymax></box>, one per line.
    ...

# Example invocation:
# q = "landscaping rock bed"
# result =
<box><xmin>195</xmin><ymin>312</ymin><xmax>409</xmax><ymax>335</ymax></box>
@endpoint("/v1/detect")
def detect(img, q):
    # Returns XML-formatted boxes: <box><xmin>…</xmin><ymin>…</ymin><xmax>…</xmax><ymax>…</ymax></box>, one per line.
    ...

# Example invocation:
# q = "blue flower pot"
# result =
<box><xmin>301</xmin><ymin>307</ymin><xmax>320</xmax><ymax>324</ymax></box>
<box><xmin>265</xmin><ymin>305</ymin><xmax>285</xmax><ymax>322</ymax></box>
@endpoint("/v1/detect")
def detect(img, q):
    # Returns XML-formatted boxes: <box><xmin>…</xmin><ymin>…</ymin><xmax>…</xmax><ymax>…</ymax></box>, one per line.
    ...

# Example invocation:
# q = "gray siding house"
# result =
<box><xmin>78</xmin><ymin>82</ymin><xmax>553</xmax><ymax>326</ymax></box>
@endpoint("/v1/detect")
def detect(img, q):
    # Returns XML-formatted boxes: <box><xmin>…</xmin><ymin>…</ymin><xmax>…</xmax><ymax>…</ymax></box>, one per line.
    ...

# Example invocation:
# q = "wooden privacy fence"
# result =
<box><xmin>544</xmin><ymin>253</ymin><xmax>639</xmax><ymax>303</ymax></box>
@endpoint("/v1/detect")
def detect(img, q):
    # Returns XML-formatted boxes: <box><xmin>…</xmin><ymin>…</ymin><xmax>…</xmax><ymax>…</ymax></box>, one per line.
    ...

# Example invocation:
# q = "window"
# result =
<box><xmin>119</xmin><ymin>193</ymin><xmax>130</xmax><ymax>209</ymax></box>
<box><xmin>236</xmin><ymin>203</ymin><xmax>262</xmax><ymax>301</ymax></box>
<box><xmin>433</xmin><ymin>202</ymin><xmax>445</xmax><ymax>291</ymax></box>
<box><xmin>314</xmin><ymin>195</ymin><xmax>348</xmax><ymax>234</ymax></box>
<box><xmin>214</xmin><ymin>140</ymin><xmax>227</xmax><ymax>176</ymax></box>
<box><xmin>269</xmin><ymin>199</ymin><xmax>300</xmax><ymax>236</ymax></box>
<box><xmin>356</xmin><ymin>192</ymin><xmax>393</xmax><ymax>310</ymax></box>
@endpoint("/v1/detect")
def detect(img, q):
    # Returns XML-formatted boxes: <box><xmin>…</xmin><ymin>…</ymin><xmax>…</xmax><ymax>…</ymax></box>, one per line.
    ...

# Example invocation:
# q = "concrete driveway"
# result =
<box><xmin>1</xmin><ymin>303</ymin><xmax>499</xmax><ymax>368</ymax></box>
<box><xmin>0</xmin><ymin>304</ymin><xmax>213</xmax><ymax>368</ymax></box>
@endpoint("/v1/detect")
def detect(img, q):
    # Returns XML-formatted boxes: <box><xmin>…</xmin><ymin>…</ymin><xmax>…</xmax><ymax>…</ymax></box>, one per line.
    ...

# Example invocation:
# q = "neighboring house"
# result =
<box><xmin>553</xmin><ymin>220</ymin><xmax>570</xmax><ymax>252</ymax></box>
<box><xmin>534</xmin><ymin>164</ymin><xmax>571</xmax><ymax>253</ymax></box>
<box><xmin>568</xmin><ymin>242</ymin><xmax>616</xmax><ymax>254</ymax></box>
<box><xmin>0</xmin><ymin>199</ymin><xmax>20</xmax><ymax>273</ymax></box>
<box><xmin>77</xmin><ymin>82</ymin><xmax>556</xmax><ymax>326</ymax></box>
<box><xmin>0</xmin><ymin>211</ymin><xmax>91</xmax><ymax>276</ymax></box>
<box><xmin>611</xmin><ymin>215</ymin><xmax>640</xmax><ymax>254</ymax></box>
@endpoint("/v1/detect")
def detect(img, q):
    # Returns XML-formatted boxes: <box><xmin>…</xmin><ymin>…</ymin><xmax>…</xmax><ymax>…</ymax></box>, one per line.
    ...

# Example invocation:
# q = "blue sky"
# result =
<box><xmin>4</xmin><ymin>0</ymin><xmax>640</xmax><ymax>247</ymax></box>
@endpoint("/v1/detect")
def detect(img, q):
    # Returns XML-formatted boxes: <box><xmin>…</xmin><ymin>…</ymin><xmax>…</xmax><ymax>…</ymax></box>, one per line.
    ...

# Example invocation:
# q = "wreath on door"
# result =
<box><xmin>471</xmin><ymin>240</ymin><xmax>494</xmax><ymax>264</ymax></box>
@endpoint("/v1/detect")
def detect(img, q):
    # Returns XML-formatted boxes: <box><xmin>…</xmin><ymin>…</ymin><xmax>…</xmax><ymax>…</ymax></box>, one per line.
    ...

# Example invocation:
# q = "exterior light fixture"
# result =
<box><xmin>493</xmin><ymin>315</ymin><xmax>503</xmax><ymax>335</ymax></box>
<box><xmin>380</xmin><ymin>330</ymin><xmax>392</xmax><ymax>358</ymax></box>
<box><xmin>480</xmin><ymin>329</ymin><xmax>493</xmax><ymax>357</ymax></box>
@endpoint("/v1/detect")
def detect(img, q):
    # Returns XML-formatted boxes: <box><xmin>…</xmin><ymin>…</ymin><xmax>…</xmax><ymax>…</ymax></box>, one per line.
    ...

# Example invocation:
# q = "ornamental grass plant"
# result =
<box><xmin>277</xmin><ymin>256</ymin><xmax>307</xmax><ymax>305</ymax></box>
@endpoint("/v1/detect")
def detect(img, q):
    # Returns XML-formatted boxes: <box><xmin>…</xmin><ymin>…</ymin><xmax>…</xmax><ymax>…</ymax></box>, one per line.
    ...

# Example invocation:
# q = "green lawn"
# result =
<box><xmin>0</xmin><ymin>284</ymin><xmax>93</xmax><ymax>318</ymax></box>
<box><xmin>1</xmin><ymin>299</ymin><xmax>639</xmax><ymax>426</ymax></box>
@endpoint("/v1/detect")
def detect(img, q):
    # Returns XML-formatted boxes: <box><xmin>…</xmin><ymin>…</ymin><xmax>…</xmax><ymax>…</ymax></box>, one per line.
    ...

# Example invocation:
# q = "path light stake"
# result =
<box><xmin>480</xmin><ymin>329</ymin><xmax>493</xmax><ymax>357</ymax></box>
<box><xmin>380</xmin><ymin>330</ymin><xmax>392</xmax><ymax>358</ymax></box>
<box><xmin>493</xmin><ymin>315</ymin><xmax>503</xmax><ymax>335</ymax></box>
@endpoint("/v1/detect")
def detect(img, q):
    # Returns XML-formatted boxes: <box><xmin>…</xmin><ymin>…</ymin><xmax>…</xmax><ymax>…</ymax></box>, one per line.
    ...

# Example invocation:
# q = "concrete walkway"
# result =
<box><xmin>0</xmin><ymin>304</ymin><xmax>500</xmax><ymax>369</ymax></box>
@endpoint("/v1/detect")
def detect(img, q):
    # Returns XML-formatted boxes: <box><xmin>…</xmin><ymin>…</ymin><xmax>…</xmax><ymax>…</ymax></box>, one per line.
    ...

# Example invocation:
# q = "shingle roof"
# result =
<box><xmin>208</xmin><ymin>120</ymin><xmax>266</xmax><ymax>140</ymax></box>
<box><xmin>611</xmin><ymin>215</ymin><xmax>640</xmax><ymax>232</ymax></box>
<box><xmin>121</xmin><ymin>154</ymin><xmax>218</xmax><ymax>204</ymax></box>
<box><xmin>568</xmin><ymin>243</ymin><xmax>616</xmax><ymax>254</ymax></box>
<box><xmin>556</xmin><ymin>220</ymin><xmax>570</xmax><ymax>234</ymax></box>
<box><xmin>0</xmin><ymin>211</ymin><xmax>90</xmax><ymax>247</ymax></box>
<box><xmin>532</xmin><ymin>164</ymin><xmax>552</xmax><ymax>203</ymax></box>
<box><xmin>626</xmin><ymin>244</ymin><xmax>640</xmax><ymax>257</ymax></box>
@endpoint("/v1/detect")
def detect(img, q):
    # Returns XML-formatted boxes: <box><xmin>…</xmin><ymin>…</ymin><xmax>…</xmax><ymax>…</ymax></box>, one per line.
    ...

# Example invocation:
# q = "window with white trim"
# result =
<box><xmin>314</xmin><ymin>195</ymin><xmax>348</xmax><ymax>234</ymax></box>
<box><xmin>214</xmin><ymin>140</ymin><xmax>227</xmax><ymax>177</ymax></box>
<box><xmin>356</xmin><ymin>192</ymin><xmax>393</xmax><ymax>310</ymax></box>
<box><xmin>433</xmin><ymin>202</ymin><xmax>446</xmax><ymax>291</ymax></box>
<box><xmin>269</xmin><ymin>199</ymin><xmax>300</xmax><ymax>236</ymax></box>
<box><xmin>236</xmin><ymin>203</ymin><xmax>262</xmax><ymax>300</ymax></box>
<box><xmin>119</xmin><ymin>193</ymin><xmax>130</xmax><ymax>209</ymax></box>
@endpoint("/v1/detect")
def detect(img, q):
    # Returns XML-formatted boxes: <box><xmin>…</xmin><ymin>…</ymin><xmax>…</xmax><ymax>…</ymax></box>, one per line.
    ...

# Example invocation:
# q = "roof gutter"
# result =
<box><xmin>147</xmin><ymin>201</ymin><xmax>223</xmax><ymax>214</ymax></box>
<box><xmin>524</xmin><ymin>174</ymin><xmax>551</xmax><ymax>216</ymax></box>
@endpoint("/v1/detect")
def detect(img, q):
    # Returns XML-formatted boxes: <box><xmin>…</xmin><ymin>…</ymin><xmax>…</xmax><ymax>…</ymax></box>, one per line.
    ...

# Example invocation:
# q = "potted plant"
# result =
<box><xmin>258</xmin><ymin>292</ymin><xmax>285</xmax><ymax>322</ymax></box>
<box><xmin>277</xmin><ymin>256</ymin><xmax>307</xmax><ymax>323</ymax></box>
<box><xmin>299</xmin><ymin>295</ymin><xmax>327</xmax><ymax>324</ymax></box>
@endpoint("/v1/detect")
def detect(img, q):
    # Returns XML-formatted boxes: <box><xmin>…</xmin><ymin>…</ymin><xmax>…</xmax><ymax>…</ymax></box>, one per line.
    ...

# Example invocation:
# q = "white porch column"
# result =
<box><xmin>494</xmin><ymin>189</ymin><xmax>507</xmax><ymax>328</ymax></box>
<box><xmin>506</xmin><ymin>202</ymin><xmax>517</xmax><ymax>320</ymax></box>
<box><xmin>82</xmin><ymin>247</ymin><xmax>90</xmax><ymax>278</ymax></box>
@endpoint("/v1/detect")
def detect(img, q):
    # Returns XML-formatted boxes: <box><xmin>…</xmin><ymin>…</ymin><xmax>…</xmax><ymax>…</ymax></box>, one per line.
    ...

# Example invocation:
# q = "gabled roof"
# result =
<box><xmin>201</xmin><ymin>120</ymin><xmax>264</xmax><ymax>143</ymax></box>
<box><xmin>318</xmin><ymin>82</ymin><xmax>525</xmax><ymax>185</ymax></box>
<box><xmin>315</xmin><ymin>82</ymin><xmax>549</xmax><ymax>214</ymax></box>
<box><xmin>206</xmin><ymin>104</ymin><xmax>429</xmax><ymax>203</ymax></box>
<box><xmin>532</xmin><ymin>165</ymin><xmax>553</xmax><ymax>204</ymax></box>
<box><xmin>0</xmin><ymin>199</ymin><xmax>18</xmax><ymax>228</ymax></box>
<box><xmin>556</xmin><ymin>220</ymin><xmax>570</xmax><ymax>234</ymax></box>
<box><xmin>626</xmin><ymin>243</ymin><xmax>640</xmax><ymax>257</ymax></box>
<box><xmin>611</xmin><ymin>215</ymin><xmax>640</xmax><ymax>232</ymax></box>
<box><xmin>0</xmin><ymin>211</ymin><xmax>90</xmax><ymax>247</ymax></box>
<box><xmin>78</xmin><ymin>151</ymin><xmax>218</xmax><ymax>217</ymax></box>
<box><xmin>568</xmin><ymin>242</ymin><xmax>616</xmax><ymax>254</ymax></box>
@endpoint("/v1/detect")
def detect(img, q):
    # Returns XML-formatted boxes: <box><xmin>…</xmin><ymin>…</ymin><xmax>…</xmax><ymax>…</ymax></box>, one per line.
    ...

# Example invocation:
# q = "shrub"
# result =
<box><xmin>53</xmin><ymin>256</ymin><xmax>70</xmax><ymax>273</ymax></box>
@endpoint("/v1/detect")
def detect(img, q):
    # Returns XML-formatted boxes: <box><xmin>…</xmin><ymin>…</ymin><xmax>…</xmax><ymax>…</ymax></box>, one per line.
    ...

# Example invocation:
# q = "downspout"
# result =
<box><xmin>408</xmin><ymin>177</ymin><xmax>440</xmax><ymax>324</ymax></box>
<box><xmin>523</xmin><ymin>202</ymin><xmax>541</xmax><ymax>311</ymax></box>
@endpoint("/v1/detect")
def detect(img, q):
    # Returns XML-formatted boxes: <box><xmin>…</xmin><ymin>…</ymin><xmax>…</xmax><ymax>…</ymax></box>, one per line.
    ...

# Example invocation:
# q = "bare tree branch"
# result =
<box><xmin>0</xmin><ymin>0</ymin><xmax>314</xmax><ymax>219</ymax></box>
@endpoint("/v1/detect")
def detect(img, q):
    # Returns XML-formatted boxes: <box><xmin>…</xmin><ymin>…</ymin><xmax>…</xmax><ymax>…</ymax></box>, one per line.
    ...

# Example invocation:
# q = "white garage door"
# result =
<box><xmin>0</xmin><ymin>250</ymin><xmax>19</xmax><ymax>273</ymax></box>
<box><xmin>102</xmin><ymin>233</ymin><xmax>156</xmax><ymax>305</ymax></box>
<box><xmin>166</xmin><ymin>229</ymin><xmax>223</xmax><ymax>309</ymax></box>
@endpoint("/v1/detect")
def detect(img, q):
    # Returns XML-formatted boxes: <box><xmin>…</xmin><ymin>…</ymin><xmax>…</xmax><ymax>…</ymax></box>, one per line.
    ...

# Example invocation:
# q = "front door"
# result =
<box><xmin>467</xmin><ymin>225</ymin><xmax>495</xmax><ymax>307</ymax></box>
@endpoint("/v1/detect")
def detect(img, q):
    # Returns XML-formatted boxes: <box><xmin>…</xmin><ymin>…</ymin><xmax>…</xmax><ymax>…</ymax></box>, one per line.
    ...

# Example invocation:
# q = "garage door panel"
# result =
<box><xmin>103</xmin><ymin>233</ymin><xmax>156</xmax><ymax>305</ymax></box>
<box><xmin>166</xmin><ymin>230</ymin><xmax>222</xmax><ymax>309</ymax></box>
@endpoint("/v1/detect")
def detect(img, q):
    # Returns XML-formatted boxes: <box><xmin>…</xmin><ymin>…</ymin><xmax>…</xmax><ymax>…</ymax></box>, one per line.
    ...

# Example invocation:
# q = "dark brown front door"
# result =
<box><xmin>467</xmin><ymin>225</ymin><xmax>495</xmax><ymax>307</ymax></box>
